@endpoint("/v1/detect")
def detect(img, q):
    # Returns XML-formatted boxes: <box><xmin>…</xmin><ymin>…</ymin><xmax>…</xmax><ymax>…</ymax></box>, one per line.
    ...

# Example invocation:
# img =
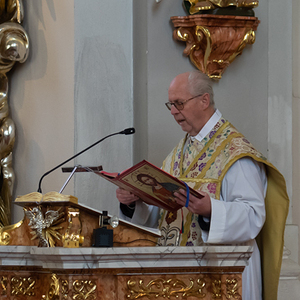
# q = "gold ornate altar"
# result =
<box><xmin>0</xmin><ymin>201</ymin><xmax>253</xmax><ymax>300</ymax></box>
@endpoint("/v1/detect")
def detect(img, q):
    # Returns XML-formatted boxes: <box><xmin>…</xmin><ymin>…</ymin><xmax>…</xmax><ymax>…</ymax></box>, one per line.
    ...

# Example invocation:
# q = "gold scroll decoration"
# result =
<box><xmin>0</xmin><ymin>0</ymin><xmax>29</xmax><ymax>228</ymax></box>
<box><xmin>42</xmin><ymin>274</ymin><xmax>60</xmax><ymax>300</ymax></box>
<box><xmin>42</xmin><ymin>279</ymin><xmax>96</xmax><ymax>300</ymax></box>
<box><xmin>0</xmin><ymin>219</ymin><xmax>22</xmax><ymax>245</ymax></box>
<box><xmin>11</xmin><ymin>276</ymin><xmax>36</xmax><ymax>296</ymax></box>
<box><xmin>73</xmin><ymin>280</ymin><xmax>97</xmax><ymax>300</ymax></box>
<box><xmin>127</xmin><ymin>278</ymin><xmax>206</xmax><ymax>299</ymax></box>
<box><xmin>127</xmin><ymin>276</ymin><xmax>241</xmax><ymax>299</ymax></box>
<box><xmin>171</xmin><ymin>14</ymin><xmax>259</xmax><ymax>79</ymax></box>
<box><xmin>42</xmin><ymin>274</ymin><xmax>69</xmax><ymax>300</ymax></box>
<box><xmin>1</xmin><ymin>276</ymin><xmax>8</xmax><ymax>296</ymax></box>
<box><xmin>61</xmin><ymin>280</ymin><xmax>69</xmax><ymax>300</ymax></box>
<box><xmin>226</xmin><ymin>278</ymin><xmax>241</xmax><ymax>299</ymax></box>
<box><xmin>212</xmin><ymin>279</ymin><xmax>222</xmax><ymax>298</ymax></box>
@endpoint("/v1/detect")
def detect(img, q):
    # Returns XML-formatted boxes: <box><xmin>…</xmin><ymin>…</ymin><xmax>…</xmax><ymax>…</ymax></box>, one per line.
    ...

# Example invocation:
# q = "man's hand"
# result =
<box><xmin>173</xmin><ymin>189</ymin><xmax>211</xmax><ymax>218</ymax></box>
<box><xmin>116</xmin><ymin>188</ymin><xmax>139</xmax><ymax>205</ymax></box>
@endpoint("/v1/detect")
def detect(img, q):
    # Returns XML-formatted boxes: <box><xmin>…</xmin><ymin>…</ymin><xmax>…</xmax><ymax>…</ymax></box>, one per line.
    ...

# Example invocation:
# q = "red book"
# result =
<box><xmin>96</xmin><ymin>160</ymin><xmax>203</xmax><ymax>212</ymax></box>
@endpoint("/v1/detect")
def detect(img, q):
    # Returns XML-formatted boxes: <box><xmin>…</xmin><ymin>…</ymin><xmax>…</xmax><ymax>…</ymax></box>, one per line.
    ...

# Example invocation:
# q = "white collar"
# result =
<box><xmin>190</xmin><ymin>109</ymin><xmax>222</xmax><ymax>143</ymax></box>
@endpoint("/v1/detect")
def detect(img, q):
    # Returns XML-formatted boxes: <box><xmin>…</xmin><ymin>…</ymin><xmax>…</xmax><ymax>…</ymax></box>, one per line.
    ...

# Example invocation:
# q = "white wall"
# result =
<box><xmin>292</xmin><ymin>0</ymin><xmax>300</xmax><ymax>263</ymax></box>
<box><xmin>73</xmin><ymin>0</ymin><xmax>133</xmax><ymax>216</ymax></box>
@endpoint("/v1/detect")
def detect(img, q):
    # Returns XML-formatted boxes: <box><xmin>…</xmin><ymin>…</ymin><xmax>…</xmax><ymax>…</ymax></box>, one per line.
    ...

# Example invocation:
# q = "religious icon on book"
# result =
<box><xmin>97</xmin><ymin>160</ymin><xmax>203</xmax><ymax>211</ymax></box>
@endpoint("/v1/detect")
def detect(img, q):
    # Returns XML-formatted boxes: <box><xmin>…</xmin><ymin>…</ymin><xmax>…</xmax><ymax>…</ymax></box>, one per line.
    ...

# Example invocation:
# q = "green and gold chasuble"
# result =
<box><xmin>158</xmin><ymin>117</ymin><xmax>289</xmax><ymax>300</ymax></box>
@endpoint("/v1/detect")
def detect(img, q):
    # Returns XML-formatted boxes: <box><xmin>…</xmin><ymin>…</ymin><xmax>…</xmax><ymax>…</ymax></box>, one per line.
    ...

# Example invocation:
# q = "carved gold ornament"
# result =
<box><xmin>73</xmin><ymin>280</ymin><xmax>97</xmax><ymax>300</ymax></box>
<box><xmin>42</xmin><ymin>274</ymin><xmax>60</xmax><ymax>300</ymax></box>
<box><xmin>24</xmin><ymin>206</ymin><xmax>64</xmax><ymax>247</ymax></box>
<box><xmin>226</xmin><ymin>278</ymin><xmax>240</xmax><ymax>298</ymax></box>
<box><xmin>127</xmin><ymin>278</ymin><xmax>206</xmax><ymax>299</ymax></box>
<box><xmin>62</xmin><ymin>207</ymin><xmax>84</xmax><ymax>248</ymax></box>
<box><xmin>171</xmin><ymin>14</ymin><xmax>259</xmax><ymax>79</ymax></box>
<box><xmin>0</xmin><ymin>0</ymin><xmax>29</xmax><ymax>228</ymax></box>
<box><xmin>1</xmin><ymin>276</ymin><xmax>8</xmax><ymax>295</ymax></box>
<box><xmin>0</xmin><ymin>219</ymin><xmax>22</xmax><ymax>245</ymax></box>
<box><xmin>61</xmin><ymin>279</ymin><xmax>69</xmax><ymax>300</ymax></box>
<box><xmin>11</xmin><ymin>276</ymin><xmax>36</xmax><ymax>296</ymax></box>
<box><xmin>212</xmin><ymin>279</ymin><xmax>222</xmax><ymax>298</ymax></box>
<box><xmin>42</xmin><ymin>278</ymin><xmax>96</xmax><ymax>300</ymax></box>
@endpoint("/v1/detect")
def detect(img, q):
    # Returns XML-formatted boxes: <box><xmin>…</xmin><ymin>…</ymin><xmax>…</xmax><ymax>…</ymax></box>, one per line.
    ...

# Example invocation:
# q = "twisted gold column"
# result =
<box><xmin>0</xmin><ymin>0</ymin><xmax>29</xmax><ymax>227</ymax></box>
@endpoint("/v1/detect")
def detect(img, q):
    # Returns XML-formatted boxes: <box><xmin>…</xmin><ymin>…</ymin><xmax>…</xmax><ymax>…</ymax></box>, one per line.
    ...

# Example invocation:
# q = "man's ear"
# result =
<box><xmin>201</xmin><ymin>93</ymin><xmax>210</xmax><ymax>109</ymax></box>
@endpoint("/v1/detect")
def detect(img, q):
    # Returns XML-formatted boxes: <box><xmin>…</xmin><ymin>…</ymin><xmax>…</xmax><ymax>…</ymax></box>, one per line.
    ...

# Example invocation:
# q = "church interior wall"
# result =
<box><xmin>73</xmin><ymin>0</ymin><xmax>134</xmax><ymax>215</ymax></box>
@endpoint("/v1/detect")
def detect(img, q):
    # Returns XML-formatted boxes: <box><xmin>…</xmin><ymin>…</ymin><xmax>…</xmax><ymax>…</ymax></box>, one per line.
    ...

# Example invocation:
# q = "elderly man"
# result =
<box><xmin>117</xmin><ymin>71</ymin><xmax>289</xmax><ymax>300</ymax></box>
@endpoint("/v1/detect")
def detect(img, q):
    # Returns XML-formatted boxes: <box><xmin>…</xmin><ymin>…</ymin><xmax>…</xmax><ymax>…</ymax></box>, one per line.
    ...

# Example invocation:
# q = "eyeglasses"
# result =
<box><xmin>165</xmin><ymin>94</ymin><xmax>203</xmax><ymax>111</ymax></box>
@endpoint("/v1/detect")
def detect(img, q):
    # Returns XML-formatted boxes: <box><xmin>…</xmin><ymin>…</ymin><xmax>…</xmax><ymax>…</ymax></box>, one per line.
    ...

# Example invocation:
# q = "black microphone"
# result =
<box><xmin>37</xmin><ymin>127</ymin><xmax>135</xmax><ymax>193</ymax></box>
<box><xmin>121</xmin><ymin>127</ymin><xmax>135</xmax><ymax>135</ymax></box>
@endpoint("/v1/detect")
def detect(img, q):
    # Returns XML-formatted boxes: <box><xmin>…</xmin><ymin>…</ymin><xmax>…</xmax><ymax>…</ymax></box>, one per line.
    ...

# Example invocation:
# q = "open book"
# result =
<box><xmin>15</xmin><ymin>191</ymin><xmax>78</xmax><ymax>204</ymax></box>
<box><xmin>96</xmin><ymin>160</ymin><xmax>203</xmax><ymax>212</ymax></box>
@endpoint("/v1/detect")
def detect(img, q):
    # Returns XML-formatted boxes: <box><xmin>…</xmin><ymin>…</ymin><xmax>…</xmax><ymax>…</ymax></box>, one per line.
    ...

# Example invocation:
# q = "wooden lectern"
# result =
<box><xmin>0</xmin><ymin>201</ymin><xmax>253</xmax><ymax>299</ymax></box>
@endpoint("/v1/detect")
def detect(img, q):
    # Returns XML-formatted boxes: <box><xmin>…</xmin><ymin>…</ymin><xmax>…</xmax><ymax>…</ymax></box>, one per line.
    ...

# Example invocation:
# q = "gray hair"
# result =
<box><xmin>187</xmin><ymin>71</ymin><xmax>215</xmax><ymax>106</ymax></box>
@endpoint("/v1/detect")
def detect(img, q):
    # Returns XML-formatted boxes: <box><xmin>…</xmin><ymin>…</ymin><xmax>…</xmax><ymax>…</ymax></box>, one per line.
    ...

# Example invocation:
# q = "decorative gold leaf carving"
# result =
<box><xmin>62</xmin><ymin>279</ymin><xmax>69</xmax><ymax>300</ymax></box>
<box><xmin>1</xmin><ymin>276</ymin><xmax>8</xmax><ymax>295</ymax></box>
<box><xmin>11</xmin><ymin>276</ymin><xmax>35</xmax><ymax>296</ymax></box>
<box><xmin>226</xmin><ymin>278</ymin><xmax>241</xmax><ymax>299</ymax></box>
<box><xmin>127</xmin><ymin>278</ymin><xmax>206</xmax><ymax>299</ymax></box>
<box><xmin>0</xmin><ymin>219</ymin><xmax>23</xmax><ymax>245</ymax></box>
<box><xmin>212</xmin><ymin>279</ymin><xmax>222</xmax><ymax>298</ymax></box>
<box><xmin>48</xmin><ymin>274</ymin><xmax>60</xmax><ymax>300</ymax></box>
<box><xmin>73</xmin><ymin>280</ymin><xmax>97</xmax><ymax>300</ymax></box>
<box><xmin>62</xmin><ymin>208</ymin><xmax>84</xmax><ymax>248</ymax></box>
<box><xmin>42</xmin><ymin>274</ymin><xmax>68</xmax><ymax>300</ymax></box>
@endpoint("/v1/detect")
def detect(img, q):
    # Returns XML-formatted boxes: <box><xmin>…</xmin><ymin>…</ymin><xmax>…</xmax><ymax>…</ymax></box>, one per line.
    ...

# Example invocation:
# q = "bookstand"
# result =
<box><xmin>0</xmin><ymin>201</ymin><xmax>159</xmax><ymax>247</ymax></box>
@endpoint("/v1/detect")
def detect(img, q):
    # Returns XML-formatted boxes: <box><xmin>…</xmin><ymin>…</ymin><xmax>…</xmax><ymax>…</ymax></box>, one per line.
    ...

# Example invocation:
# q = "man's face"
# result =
<box><xmin>167</xmin><ymin>73</ymin><xmax>208</xmax><ymax>136</ymax></box>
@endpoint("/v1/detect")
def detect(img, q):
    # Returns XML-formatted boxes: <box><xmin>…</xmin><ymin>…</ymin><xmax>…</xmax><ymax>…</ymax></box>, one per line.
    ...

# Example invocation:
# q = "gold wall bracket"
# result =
<box><xmin>171</xmin><ymin>14</ymin><xmax>259</xmax><ymax>79</ymax></box>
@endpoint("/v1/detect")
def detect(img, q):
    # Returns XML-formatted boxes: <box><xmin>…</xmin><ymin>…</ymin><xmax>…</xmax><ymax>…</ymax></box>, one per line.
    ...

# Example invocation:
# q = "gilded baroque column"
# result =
<box><xmin>0</xmin><ymin>0</ymin><xmax>29</xmax><ymax>227</ymax></box>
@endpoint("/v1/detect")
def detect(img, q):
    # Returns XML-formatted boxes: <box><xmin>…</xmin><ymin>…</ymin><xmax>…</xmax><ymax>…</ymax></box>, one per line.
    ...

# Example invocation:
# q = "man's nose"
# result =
<box><xmin>170</xmin><ymin>104</ymin><xmax>179</xmax><ymax>115</ymax></box>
